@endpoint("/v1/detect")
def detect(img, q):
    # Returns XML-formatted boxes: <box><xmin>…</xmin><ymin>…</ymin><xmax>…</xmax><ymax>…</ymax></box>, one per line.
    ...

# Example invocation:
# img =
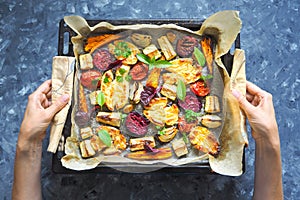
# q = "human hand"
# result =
<box><xmin>18</xmin><ymin>80</ymin><xmax>69</xmax><ymax>147</ymax></box>
<box><xmin>232</xmin><ymin>81</ymin><xmax>279</xmax><ymax>144</ymax></box>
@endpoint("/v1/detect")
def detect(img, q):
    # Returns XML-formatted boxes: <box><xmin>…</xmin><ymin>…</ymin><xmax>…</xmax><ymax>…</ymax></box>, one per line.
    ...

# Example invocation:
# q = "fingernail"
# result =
<box><xmin>61</xmin><ymin>94</ymin><xmax>70</xmax><ymax>102</ymax></box>
<box><xmin>231</xmin><ymin>89</ymin><xmax>241</xmax><ymax>99</ymax></box>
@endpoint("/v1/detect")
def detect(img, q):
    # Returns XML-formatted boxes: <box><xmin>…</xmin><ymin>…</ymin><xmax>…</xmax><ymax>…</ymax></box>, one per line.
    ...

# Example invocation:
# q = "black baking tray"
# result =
<box><xmin>52</xmin><ymin>18</ymin><xmax>243</xmax><ymax>174</ymax></box>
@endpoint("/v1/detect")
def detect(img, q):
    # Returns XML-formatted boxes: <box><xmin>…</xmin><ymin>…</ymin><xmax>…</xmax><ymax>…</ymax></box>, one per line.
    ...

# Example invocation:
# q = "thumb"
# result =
<box><xmin>231</xmin><ymin>89</ymin><xmax>252</xmax><ymax>112</ymax></box>
<box><xmin>47</xmin><ymin>94</ymin><xmax>70</xmax><ymax>118</ymax></box>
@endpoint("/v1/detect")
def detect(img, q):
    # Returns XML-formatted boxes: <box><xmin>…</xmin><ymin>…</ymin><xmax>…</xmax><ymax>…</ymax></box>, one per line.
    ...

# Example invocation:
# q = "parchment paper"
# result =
<box><xmin>48</xmin><ymin>56</ymin><xmax>75</xmax><ymax>153</ymax></box>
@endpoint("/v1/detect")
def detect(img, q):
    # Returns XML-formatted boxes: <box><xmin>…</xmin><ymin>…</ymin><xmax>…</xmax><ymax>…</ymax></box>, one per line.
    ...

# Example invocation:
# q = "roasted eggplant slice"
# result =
<box><xmin>129</xmin><ymin>136</ymin><xmax>156</xmax><ymax>152</ymax></box>
<box><xmin>172</xmin><ymin>138</ymin><xmax>188</xmax><ymax>157</ymax></box>
<box><xmin>205</xmin><ymin>95</ymin><xmax>220</xmax><ymax>113</ymax></box>
<box><xmin>201</xmin><ymin>115</ymin><xmax>222</xmax><ymax>128</ymax></box>
<box><xmin>96</xmin><ymin>112</ymin><xmax>121</xmax><ymax>127</ymax></box>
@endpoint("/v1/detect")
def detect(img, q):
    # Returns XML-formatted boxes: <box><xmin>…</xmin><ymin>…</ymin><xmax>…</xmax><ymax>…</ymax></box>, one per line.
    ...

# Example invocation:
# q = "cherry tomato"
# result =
<box><xmin>80</xmin><ymin>70</ymin><xmax>102</xmax><ymax>90</ymax></box>
<box><xmin>190</xmin><ymin>80</ymin><xmax>210</xmax><ymax>97</ymax></box>
<box><xmin>130</xmin><ymin>62</ymin><xmax>149</xmax><ymax>80</ymax></box>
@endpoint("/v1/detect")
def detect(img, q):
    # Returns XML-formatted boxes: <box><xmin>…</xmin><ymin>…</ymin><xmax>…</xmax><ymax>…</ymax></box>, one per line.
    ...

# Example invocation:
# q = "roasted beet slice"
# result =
<box><xmin>176</xmin><ymin>35</ymin><xmax>198</xmax><ymax>57</ymax></box>
<box><xmin>178</xmin><ymin>94</ymin><xmax>202</xmax><ymax>112</ymax></box>
<box><xmin>92</xmin><ymin>49</ymin><xmax>114</xmax><ymax>71</ymax></box>
<box><xmin>125</xmin><ymin>111</ymin><xmax>150</xmax><ymax>137</ymax></box>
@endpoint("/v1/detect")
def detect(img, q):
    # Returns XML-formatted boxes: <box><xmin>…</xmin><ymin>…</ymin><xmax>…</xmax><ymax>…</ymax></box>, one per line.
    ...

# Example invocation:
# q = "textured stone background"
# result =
<box><xmin>0</xmin><ymin>0</ymin><xmax>299</xmax><ymax>199</ymax></box>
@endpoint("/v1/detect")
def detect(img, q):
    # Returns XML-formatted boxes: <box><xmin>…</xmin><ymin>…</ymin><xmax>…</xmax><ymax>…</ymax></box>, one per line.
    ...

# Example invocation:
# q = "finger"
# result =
<box><xmin>246</xmin><ymin>92</ymin><xmax>254</xmax><ymax>102</ymax></box>
<box><xmin>46</xmin><ymin>94</ymin><xmax>70</xmax><ymax>118</ymax></box>
<box><xmin>246</xmin><ymin>81</ymin><xmax>265</xmax><ymax>97</ymax></box>
<box><xmin>36</xmin><ymin>80</ymin><xmax>52</xmax><ymax>94</ymax></box>
<box><xmin>232</xmin><ymin>89</ymin><xmax>254</xmax><ymax>112</ymax></box>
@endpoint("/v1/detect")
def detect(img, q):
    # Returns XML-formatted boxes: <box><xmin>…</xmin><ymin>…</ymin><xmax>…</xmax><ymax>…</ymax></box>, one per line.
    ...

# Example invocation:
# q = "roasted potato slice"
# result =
<box><xmin>189</xmin><ymin>126</ymin><xmax>220</xmax><ymax>157</ymax></box>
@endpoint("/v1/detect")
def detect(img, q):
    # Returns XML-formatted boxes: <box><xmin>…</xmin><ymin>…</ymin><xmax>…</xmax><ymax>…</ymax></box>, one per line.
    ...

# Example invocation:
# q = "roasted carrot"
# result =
<box><xmin>125</xmin><ymin>147</ymin><xmax>173</xmax><ymax>160</ymax></box>
<box><xmin>200</xmin><ymin>37</ymin><xmax>214</xmax><ymax>74</ymax></box>
<box><xmin>79</xmin><ymin>84</ymin><xmax>88</xmax><ymax>113</ymax></box>
<box><xmin>84</xmin><ymin>34</ymin><xmax>122</xmax><ymax>53</ymax></box>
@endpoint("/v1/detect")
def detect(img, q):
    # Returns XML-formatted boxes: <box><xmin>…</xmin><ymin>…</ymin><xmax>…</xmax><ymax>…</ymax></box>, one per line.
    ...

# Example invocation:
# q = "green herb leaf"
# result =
<box><xmin>125</xmin><ymin>74</ymin><xmax>132</xmax><ymax>81</ymax></box>
<box><xmin>103</xmin><ymin>76</ymin><xmax>110</xmax><ymax>84</ymax></box>
<box><xmin>158</xmin><ymin>127</ymin><xmax>166</xmax><ymax>135</ymax></box>
<box><xmin>91</xmin><ymin>78</ymin><xmax>100</xmax><ymax>86</ymax></box>
<box><xmin>154</xmin><ymin>60</ymin><xmax>172</xmax><ymax>69</ymax></box>
<box><xmin>136</xmin><ymin>53</ymin><xmax>151</xmax><ymax>64</ymax></box>
<box><xmin>97</xmin><ymin>129</ymin><xmax>112</xmax><ymax>147</ymax></box>
<box><xmin>193</xmin><ymin>47</ymin><xmax>206</xmax><ymax>67</ymax></box>
<box><xmin>116</xmin><ymin>76</ymin><xmax>123</xmax><ymax>82</ymax></box>
<box><xmin>121</xmin><ymin>113</ymin><xmax>128</xmax><ymax>123</ymax></box>
<box><xmin>200</xmin><ymin>74</ymin><xmax>213</xmax><ymax>82</ymax></box>
<box><xmin>119</xmin><ymin>68</ymin><xmax>126</xmax><ymax>75</ymax></box>
<box><xmin>96</xmin><ymin>91</ymin><xmax>106</xmax><ymax>107</ymax></box>
<box><xmin>185</xmin><ymin>109</ymin><xmax>202</xmax><ymax>122</ymax></box>
<box><xmin>177</xmin><ymin>79</ymin><xmax>186</xmax><ymax>101</ymax></box>
<box><xmin>114</xmin><ymin>41</ymin><xmax>132</xmax><ymax>58</ymax></box>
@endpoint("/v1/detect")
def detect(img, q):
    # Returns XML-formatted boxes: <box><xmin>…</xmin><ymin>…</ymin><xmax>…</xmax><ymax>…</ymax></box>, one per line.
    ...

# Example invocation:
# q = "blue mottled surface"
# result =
<box><xmin>1</xmin><ymin>0</ymin><xmax>299</xmax><ymax>199</ymax></box>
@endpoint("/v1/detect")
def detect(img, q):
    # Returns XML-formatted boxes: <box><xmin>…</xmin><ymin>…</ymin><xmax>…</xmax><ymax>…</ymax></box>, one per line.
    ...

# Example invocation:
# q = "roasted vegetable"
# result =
<box><xmin>160</xmin><ymin>83</ymin><xmax>177</xmax><ymax>101</ymax></box>
<box><xmin>164</xmin><ymin>104</ymin><xmax>179</xmax><ymax>126</ymax></box>
<box><xmin>142</xmin><ymin>44</ymin><xmax>162</xmax><ymax>60</ymax></box>
<box><xmin>201</xmin><ymin>115</ymin><xmax>222</xmax><ymax>128</ymax></box>
<box><xmin>172</xmin><ymin>138</ymin><xmax>188</xmax><ymax>157</ymax></box>
<box><xmin>189</xmin><ymin>126</ymin><xmax>220</xmax><ymax>157</ymax></box>
<box><xmin>157</xmin><ymin>36</ymin><xmax>177</xmax><ymax>60</ymax></box>
<box><xmin>79</xmin><ymin>53</ymin><xmax>93</xmax><ymax>70</ymax></box>
<box><xmin>74</xmin><ymin>111</ymin><xmax>90</xmax><ymax>127</ymax></box>
<box><xmin>79</xmin><ymin>84</ymin><xmax>88</xmax><ymax>113</ymax></box>
<box><xmin>108</xmin><ymin>40</ymin><xmax>140</xmax><ymax>65</ymax></box>
<box><xmin>167</xmin><ymin>58</ymin><xmax>201</xmax><ymax>84</ymax></box>
<box><xmin>157</xmin><ymin>126</ymin><xmax>178</xmax><ymax>143</ymax></box>
<box><xmin>85</xmin><ymin>34</ymin><xmax>122</xmax><ymax>53</ymax></box>
<box><xmin>101</xmin><ymin>70</ymin><xmax>114</xmax><ymax>111</ymax></box>
<box><xmin>130</xmin><ymin>62</ymin><xmax>149</xmax><ymax>81</ymax></box>
<box><xmin>92</xmin><ymin>49</ymin><xmax>114</xmax><ymax>71</ymax></box>
<box><xmin>146</xmin><ymin>68</ymin><xmax>161</xmax><ymax>88</ymax></box>
<box><xmin>96</xmin><ymin>112</ymin><xmax>121</xmax><ymax>127</ymax></box>
<box><xmin>80</xmin><ymin>70</ymin><xmax>102</xmax><ymax>90</ymax></box>
<box><xmin>190</xmin><ymin>80</ymin><xmax>210</xmax><ymax>97</ymax></box>
<box><xmin>140</xmin><ymin>86</ymin><xmax>158</xmax><ymax>106</ymax></box>
<box><xmin>176</xmin><ymin>35</ymin><xmax>198</xmax><ymax>57</ymax></box>
<box><xmin>80</xmin><ymin>139</ymin><xmax>96</xmax><ymax>158</ymax></box>
<box><xmin>90</xmin><ymin>134</ymin><xmax>107</xmax><ymax>152</ymax></box>
<box><xmin>162</xmin><ymin>73</ymin><xmax>185</xmax><ymax>85</ymax></box>
<box><xmin>178</xmin><ymin>94</ymin><xmax>201</xmax><ymax>112</ymax></box>
<box><xmin>125</xmin><ymin>111</ymin><xmax>150</xmax><ymax>137</ymax></box>
<box><xmin>131</xmin><ymin>33</ymin><xmax>152</xmax><ymax>48</ymax></box>
<box><xmin>80</xmin><ymin>127</ymin><xmax>93</xmax><ymax>140</ymax></box>
<box><xmin>178</xmin><ymin>116</ymin><xmax>198</xmax><ymax>134</ymax></box>
<box><xmin>204</xmin><ymin>95</ymin><xmax>220</xmax><ymax>113</ymax></box>
<box><xmin>143</xmin><ymin>97</ymin><xmax>168</xmax><ymax>127</ymax></box>
<box><xmin>129</xmin><ymin>82</ymin><xmax>143</xmax><ymax>104</ymax></box>
<box><xmin>166</xmin><ymin>32</ymin><xmax>176</xmax><ymax>43</ymax></box>
<box><xmin>112</xmin><ymin>65</ymin><xmax>130</xmax><ymax>110</ymax></box>
<box><xmin>97</xmin><ymin>125</ymin><xmax>127</xmax><ymax>150</ymax></box>
<box><xmin>129</xmin><ymin>136</ymin><xmax>156</xmax><ymax>152</ymax></box>
<box><xmin>200</xmin><ymin>37</ymin><xmax>214</xmax><ymax>74</ymax></box>
<box><xmin>125</xmin><ymin>147</ymin><xmax>172</xmax><ymax>160</ymax></box>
